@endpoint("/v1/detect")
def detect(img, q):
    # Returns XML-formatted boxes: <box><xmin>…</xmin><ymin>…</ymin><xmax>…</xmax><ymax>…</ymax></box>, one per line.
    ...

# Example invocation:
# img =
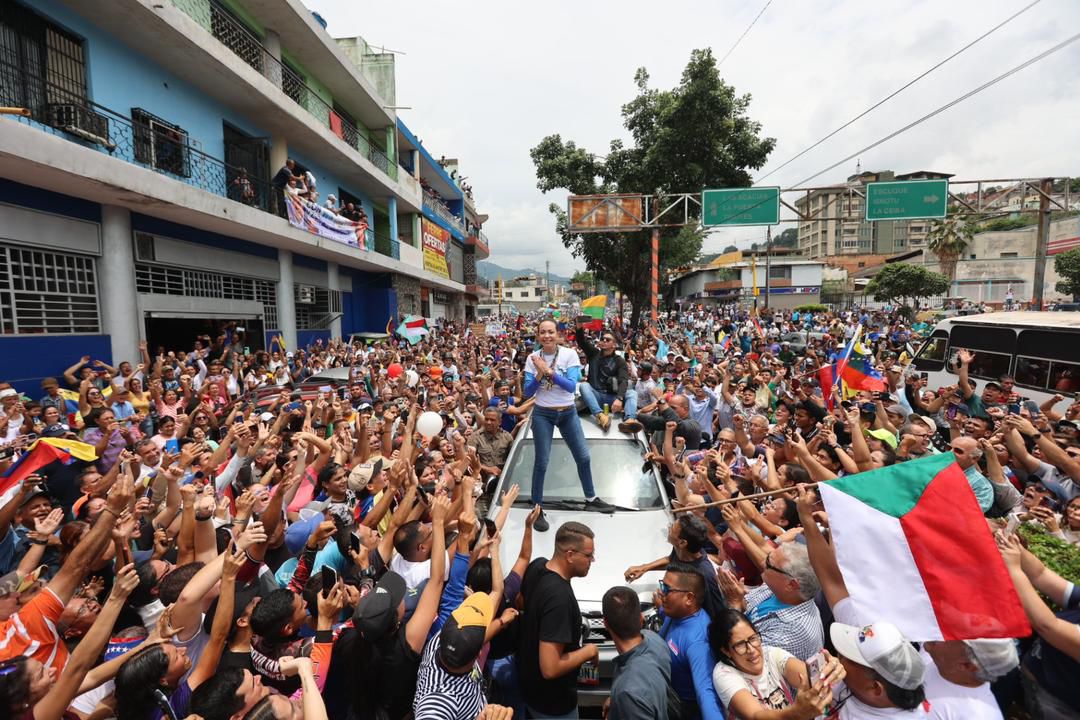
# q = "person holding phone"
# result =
<box><xmin>709</xmin><ymin>609</ymin><xmax>843</xmax><ymax>719</ymax></box>
<box><xmin>524</xmin><ymin>319</ymin><xmax>615</xmax><ymax>532</ymax></box>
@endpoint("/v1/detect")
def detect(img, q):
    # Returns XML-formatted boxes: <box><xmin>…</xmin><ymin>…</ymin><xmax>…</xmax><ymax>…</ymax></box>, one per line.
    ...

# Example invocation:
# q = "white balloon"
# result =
<box><xmin>416</xmin><ymin>411</ymin><xmax>444</xmax><ymax>438</ymax></box>
<box><xmin>405</xmin><ymin>369</ymin><xmax>420</xmax><ymax>387</ymax></box>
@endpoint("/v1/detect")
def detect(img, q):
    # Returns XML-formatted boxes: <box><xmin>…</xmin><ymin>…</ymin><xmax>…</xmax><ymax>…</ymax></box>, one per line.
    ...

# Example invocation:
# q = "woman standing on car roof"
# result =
<box><xmin>523</xmin><ymin>318</ymin><xmax>616</xmax><ymax>532</ymax></box>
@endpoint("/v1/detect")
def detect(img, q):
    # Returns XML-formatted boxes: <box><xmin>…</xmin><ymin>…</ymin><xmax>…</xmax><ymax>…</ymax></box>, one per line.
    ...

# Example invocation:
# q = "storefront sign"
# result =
<box><xmin>422</xmin><ymin>218</ymin><xmax>450</xmax><ymax>278</ymax></box>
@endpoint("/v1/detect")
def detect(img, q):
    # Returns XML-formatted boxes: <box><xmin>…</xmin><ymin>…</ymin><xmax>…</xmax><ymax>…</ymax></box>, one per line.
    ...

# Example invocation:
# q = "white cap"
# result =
<box><xmin>0</xmin><ymin>388</ymin><xmax>17</xmax><ymax>399</ymax></box>
<box><xmin>830</xmin><ymin>620</ymin><xmax>925</xmax><ymax>690</ymax></box>
<box><xmin>259</xmin><ymin>412</ymin><xmax>275</xmax><ymax>422</ymax></box>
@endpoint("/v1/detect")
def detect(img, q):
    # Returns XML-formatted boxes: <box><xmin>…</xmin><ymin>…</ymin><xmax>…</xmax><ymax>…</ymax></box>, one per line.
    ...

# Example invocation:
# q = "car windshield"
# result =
<box><xmin>502</xmin><ymin>438</ymin><xmax>663</xmax><ymax>509</ymax></box>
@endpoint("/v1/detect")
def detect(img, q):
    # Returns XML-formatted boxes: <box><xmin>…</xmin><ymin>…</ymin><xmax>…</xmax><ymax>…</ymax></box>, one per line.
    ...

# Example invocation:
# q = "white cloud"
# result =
<box><xmin>307</xmin><ymin>0</ymin><xmax>1080</xmax><ymax>265</ymax></box>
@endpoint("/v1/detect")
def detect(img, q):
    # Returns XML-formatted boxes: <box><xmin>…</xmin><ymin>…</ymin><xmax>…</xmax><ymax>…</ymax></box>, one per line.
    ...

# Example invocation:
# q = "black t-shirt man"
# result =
<box><xmin>518</xmin><ymin>557</ymin><xmax>583</xmax><ymax>716</ymax></box>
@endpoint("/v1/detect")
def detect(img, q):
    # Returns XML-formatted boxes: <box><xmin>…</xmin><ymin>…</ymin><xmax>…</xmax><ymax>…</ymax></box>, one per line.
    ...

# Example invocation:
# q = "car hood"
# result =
<box><xmin>494</xmin><ymin>505</ymin><xmax>673</xmax><ymax>611</ymax></box>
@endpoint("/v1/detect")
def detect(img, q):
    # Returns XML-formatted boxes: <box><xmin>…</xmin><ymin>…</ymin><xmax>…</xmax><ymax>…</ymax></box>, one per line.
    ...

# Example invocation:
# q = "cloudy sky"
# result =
<box><xmin>307</xmin><ymin>0</ymin><xmax>1080</xmax><ymax>276</ymax></box>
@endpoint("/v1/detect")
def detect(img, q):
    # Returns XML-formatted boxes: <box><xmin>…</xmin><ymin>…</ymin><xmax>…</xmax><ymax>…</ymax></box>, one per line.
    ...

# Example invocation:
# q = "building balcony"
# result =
<box><xmin>466</xmin><ymin>283</ymin><xmax>489</xmax><ymax>299</ymax></box>
<box><xmin>57</xmin><ymin>0</ymin><xmax>419</xmax><ymax>211</ymax></box>
<box><xmin>0</xmin><ymin>90</ymin><xmax>462</xmax><ymax>292</ymax></box>
<box><xmin>466</xmin><ymin>228</ymin><xmax>491</xmax><ymax>258</ymax></box>
<box><xmin>422</xmin><ymin>193</ymin><xmax>466</xmax><ymax>235</ymax></box>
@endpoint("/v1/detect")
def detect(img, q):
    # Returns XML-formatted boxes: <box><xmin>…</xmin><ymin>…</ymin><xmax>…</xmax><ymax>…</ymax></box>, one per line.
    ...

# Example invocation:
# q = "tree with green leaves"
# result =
<box><xmin>1054</xmin><ymin>247</ymin><xmax>1080</xmax><ymax>299</ymax></box>
<box><xmin>529</xmin><ymin>48</ymin><xmax>774</xmax><ymax>330</ymax></box>
<box><xmin>926</xmin><ymin>215</ymin><xmax>976</xmax><ymax>283</ymax></box>
<box><xmin>722</xmin><ymin>244</ymin><xmax>739</xmax><ymax>254</ymax></box>
<box><xmin>866</xmin><ymin>263</ymin><xmax>950</xmax><ymax>311</ymax></box>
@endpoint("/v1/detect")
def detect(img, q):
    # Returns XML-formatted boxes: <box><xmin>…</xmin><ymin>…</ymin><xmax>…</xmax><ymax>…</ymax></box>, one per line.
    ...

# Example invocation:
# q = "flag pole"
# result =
<box><xmin>672</xmin><ymin>483</ymin><xmax>821</xmax><ymax>513</ymax></box>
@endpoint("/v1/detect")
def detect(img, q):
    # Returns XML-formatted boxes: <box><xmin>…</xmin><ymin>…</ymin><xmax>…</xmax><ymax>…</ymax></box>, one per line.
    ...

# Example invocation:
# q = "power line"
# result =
<box><xmin>756</xmin><ymin>0</ymin><xmax>1042</xmax><ymax>182</ymax></box>
<box><xmin>700</xmin><ymin>29</ymin><xmax>1080</xmax><ymax>227</ymax></box>
<box><xmin>791</xmin><ymin>29</ymin><xmax>1080</xmax><ymax>188</ymax></box>
<box><xmin>718</xmin><ymin>0</ymin><xmax>774</xmax><ymax>66</ymax></box>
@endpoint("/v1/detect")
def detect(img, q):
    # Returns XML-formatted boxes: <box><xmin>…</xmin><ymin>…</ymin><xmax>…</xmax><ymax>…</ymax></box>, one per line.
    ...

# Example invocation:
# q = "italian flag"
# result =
<box><xmin>819</xmin><ymin>453</ymin><xmax>1030</xmax><ymax>641</ymax></box>
<box><xmin>580</xmin><ymin>295</ymin><xmax>606</xmax><ymax>331</ymax></box>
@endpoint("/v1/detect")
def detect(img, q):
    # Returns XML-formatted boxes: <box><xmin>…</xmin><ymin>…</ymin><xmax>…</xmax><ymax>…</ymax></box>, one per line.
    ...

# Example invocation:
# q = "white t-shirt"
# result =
<box><xmin>712</xmin><ymin>646</ymin><xmax>796</xmax><ymax>712</ymax></box>
<box><xmin>829</xmin><ymin>598</ymin><xmax>929</xmax><ymax>719</ymax></box>
<box><xmin>525</xmin><ymin>346</ymin><xmax>581</xmax><ymax>408</ymax></box>
<box><xmin>920</xmin><ymin>650</ymin><xmax>1001</xmax><ymax>720</ymax></box>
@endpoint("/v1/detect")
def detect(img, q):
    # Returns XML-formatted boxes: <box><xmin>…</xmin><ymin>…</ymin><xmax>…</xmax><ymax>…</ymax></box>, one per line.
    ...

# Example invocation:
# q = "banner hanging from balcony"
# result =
<box><xmin>286</xmin><ymin>195</ymin><xmax>369</xmax><ymax>249</ymax></box>
<box><xmin>421</xmin><ymin>218</ymin><xmax>450</xmax><ymax>278</ymax></box>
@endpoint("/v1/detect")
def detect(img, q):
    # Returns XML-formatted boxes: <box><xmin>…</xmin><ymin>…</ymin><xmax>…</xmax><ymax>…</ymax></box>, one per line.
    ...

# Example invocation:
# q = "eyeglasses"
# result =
<box><xmin>730</xmin><ymin>634</ymin><xmax>763</xmax><ymax>656</ymax></box>
<box><xmin>765</xmin><ymin>554</ymin><xmax>793</xmax><ymax>579</ymax></box>
<box><xmin>658</xmin><ymin>580</ymin><xmax>692</xmax><ymax>596</ymax></box>
<box><xmin>569</xmin><ymin>548</ymin><xmax>595</xmax><ymax>561</ymax></box>
<box><xmin>602</xmin><ymin>337</ymin><xmax>616</xmax><ymax>343</ymax></box>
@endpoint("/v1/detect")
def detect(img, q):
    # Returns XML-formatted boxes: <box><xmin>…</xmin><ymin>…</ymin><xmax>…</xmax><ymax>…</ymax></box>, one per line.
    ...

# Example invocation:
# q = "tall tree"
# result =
<box><xmin>866</xmin><ymin>263</ymin><xmax>950</xmax><ymax>312</ymax></box>
<box><xmin>1054</xmin><ymin>247</ymin><xmax>1080</xmax><ymax>299</ymax></box>
<box><xmin>530</xmin><ymin>48</ymin><xmax>774</xmax><ymax>330</ymax></box>
<box><xmin>926</xmin><ymin>215</ymin><xmax>976</xmax><ymax>284</ymax></box>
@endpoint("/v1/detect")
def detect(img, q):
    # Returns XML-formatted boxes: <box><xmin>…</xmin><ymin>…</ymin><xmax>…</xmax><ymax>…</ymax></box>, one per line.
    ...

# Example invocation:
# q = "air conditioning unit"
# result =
<box><xmin>134</xmin><ymin>233</ymin><xmax>156</xmax><ymax>261</ymax></box>
<box><xmin>296</xmin><ymin>284</ymin><xmax>316</xmax><ymax>304</ymax></box>
<box><xmin>47</xmin><ymin>103</ymin><xmax>114</xmax><ymax>150</ymax></box>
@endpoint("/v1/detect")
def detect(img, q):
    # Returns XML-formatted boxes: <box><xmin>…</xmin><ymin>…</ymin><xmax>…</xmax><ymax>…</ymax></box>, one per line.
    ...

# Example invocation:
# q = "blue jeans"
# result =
<box><xmin>490</xmin><ymin>657</ymin><xmax>526</xmax><ymax>720</ymax></box>
<box><xmin>578</xmin><ymin>383</ymin><xmax>637</xmax><ymax>419</ymax></box>
<box><xmin>530</xmin><ymin>405</ymin><xmax>595</xmax><ymax>506</ymax></box>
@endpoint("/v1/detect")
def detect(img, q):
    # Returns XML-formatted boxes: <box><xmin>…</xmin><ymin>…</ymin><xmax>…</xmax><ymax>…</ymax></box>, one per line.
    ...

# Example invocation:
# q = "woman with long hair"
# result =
<box><xmin>522</xmin><ymin>318</ymin><xmax>614</xmax><ymax>532</ymax></box>
<box><xmin>114</xmin><ymin>544</ymin><xmax>242</xmax><ymax>720</ymax></box>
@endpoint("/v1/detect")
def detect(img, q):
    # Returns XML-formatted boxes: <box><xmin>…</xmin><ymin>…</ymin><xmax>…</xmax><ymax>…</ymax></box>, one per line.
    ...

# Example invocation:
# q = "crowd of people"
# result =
<box><xmin>0</xmin><ymin>303</ymin><xmax>1078</xmax><ymax>720</ymax></box>
<box><xmin>270</xmin><ymin>158</ymin><xmax>369</xmax><ymax>226</ymax></box>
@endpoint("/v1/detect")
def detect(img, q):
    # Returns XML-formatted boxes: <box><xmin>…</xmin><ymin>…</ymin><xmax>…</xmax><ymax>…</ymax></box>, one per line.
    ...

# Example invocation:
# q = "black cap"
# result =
<box><xmin>353</xmin><ymin>571</ymin><xmax>406</xmax><ymax>642</ymax></box>
<box><xmin>639</xmin><ymin>362</ymin><xmax>653</xmax><ymax>373</ymax></box>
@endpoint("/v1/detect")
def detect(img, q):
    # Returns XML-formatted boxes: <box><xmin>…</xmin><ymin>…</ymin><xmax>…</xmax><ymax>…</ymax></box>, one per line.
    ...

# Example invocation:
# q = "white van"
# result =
<box><xmin>911</xmin><ymin>311</ymin><xmax>1080</xmax><ymax>411</ymax></box>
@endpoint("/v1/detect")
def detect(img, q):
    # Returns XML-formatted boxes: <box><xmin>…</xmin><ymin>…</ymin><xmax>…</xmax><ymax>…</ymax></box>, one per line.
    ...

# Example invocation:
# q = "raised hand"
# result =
<box><xmin>109</xmin><ymin>563</ymin><xmax>139</xmax><ymax>601</ymax></box>
<box><xmin>34</xmin><ymin>507</ymin><xmax>64</xmax><ymax>537</ymax></box>
<box><xmin>236</xmin><ymin>521</ymin><xmax>267</xmax><ymax>551</ymax></box>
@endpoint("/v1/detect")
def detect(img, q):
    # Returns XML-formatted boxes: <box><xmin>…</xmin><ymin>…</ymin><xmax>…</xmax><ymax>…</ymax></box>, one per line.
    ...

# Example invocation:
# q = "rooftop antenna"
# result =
<box><xmin>855</xmin><ymin>157</ymin><xmax>862</xmax><ymax>174</ymax></box>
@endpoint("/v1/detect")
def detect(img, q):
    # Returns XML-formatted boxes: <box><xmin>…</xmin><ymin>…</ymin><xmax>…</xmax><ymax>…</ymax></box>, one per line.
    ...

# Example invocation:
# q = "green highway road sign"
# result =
<box><xmin>702</xmin><ymin>187</ymin><xmax>780</xmax><ymax>226</ymax></box>
<box><xmin>865</xmin><ymin>179</ymin><xmax>948</xmax><ymax>221</ymax></box>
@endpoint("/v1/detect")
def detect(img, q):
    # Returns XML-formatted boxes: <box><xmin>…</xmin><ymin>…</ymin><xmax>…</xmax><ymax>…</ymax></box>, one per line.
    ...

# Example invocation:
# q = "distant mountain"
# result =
<box><xmin>477</xmin><ymin>260</ymin><xmax>573</xmax><ymax>285</ymax></box>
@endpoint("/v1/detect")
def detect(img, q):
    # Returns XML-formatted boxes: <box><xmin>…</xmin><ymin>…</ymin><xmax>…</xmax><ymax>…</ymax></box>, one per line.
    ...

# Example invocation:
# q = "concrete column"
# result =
<box><xmin>388</xmin><ymin>197</ymin><xmax>399</xmax><ymax>244</ymax></box>
<box><xmin>412</xmin><ymin>214</ymin><xmax>422</xmax><ymax>247</ymax></box>
<box><xmin>276</xmin><ymin>249</ymin><xmax>297</xmax><ymax>351</ymax></box>
<box><xmin>385</xmin><ymin>126</ymin><xmax>396</xmax><ymax>164</ymax></box>
<box><xmin>411</xmin><ymin>150</ymin><xmax>420</xmax><ymax>180</ymax></box>
<box><xmin>327</xmin><ymin>262</ymin><xmax>342</xmax><ymax>340</ymax></box>
<box><xmin>99</xmin><ymin>206</ymin><xmax>142</xmax><ymax>365</ymax></box>
<box><xmin>270</xmin><ymin>135</ymin><xmax>288</xmax><ymax>175</ymax></box>
<box><xmin>264</xmin><ymin>30</ymin><xmax>283</xmax><ymax>90</ymax></box>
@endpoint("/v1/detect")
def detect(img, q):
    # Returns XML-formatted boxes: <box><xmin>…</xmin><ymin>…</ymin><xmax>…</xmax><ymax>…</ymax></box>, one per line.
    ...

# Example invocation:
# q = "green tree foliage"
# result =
<box><xmin>571</xmin><ymin>270</ymin><xmax>595</xmax><ymax>287</ymax></box>
<box><xmin>775</xmin><ymin>228</ymin><xmax>799</xmax><ymax>248</ymax></box>
<box><xmin>530</xmin><ymin>48</ymin><xmax>775</xmax><ymax>330</ymax></box>
<box><xmin>866</xmin><ymin>263</ymin><xmax>950</xmax><ymax>310</ymax></box>
<box><xmin>926</xmin><ymin>215</ymin><xmax>976</xmax><ymax>282</ymax></box>
<box><xmin>1054</xmin><ymin>247</ymin><xmax>1080</xmax><ymax>298</ymax></box>
<box><xmin>722</xmin><ymin>244</ymin><xmax>739</xmax><ymax>254</ymax></box>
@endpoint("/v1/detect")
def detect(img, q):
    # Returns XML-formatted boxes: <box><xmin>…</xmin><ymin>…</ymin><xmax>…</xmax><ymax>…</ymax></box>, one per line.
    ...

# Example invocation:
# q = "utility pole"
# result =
<box><xmin>763</xmin><ymin>226</ymin><xmax>772</xmax><ymax>311</ymax></box>
<box><xmin>1032</xmin><ymin>178</ymin><xmax>1053</xmax><ymax>310</ymax></box>
<box><xmin>545</xmin><ymin>260</ymin><xmax>551</xmax><ymax>303</ymax></box>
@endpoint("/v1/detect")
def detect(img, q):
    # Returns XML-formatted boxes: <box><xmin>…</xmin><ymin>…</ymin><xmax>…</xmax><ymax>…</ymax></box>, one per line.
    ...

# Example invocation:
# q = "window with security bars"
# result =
<box><xmin>0</xmin><ymin>243</ymin><xmax>100</xmax><ymax>334</ymax></box>
<box><xmin>132</xmin><ymin>108</ymin><xmax>191</xmax><ymax>178</ymax></box>
<box><xmin>293</xmin><ymin>285</ymin><xmax>340</xmax><ymax>329</ymax></box>
<box><xmin>134</xmin><ymin>262</ymin><xmax>277</xmax><ymax>328</ymax></box>
<box><xmin>0</xmin><ymin>1</ymin><xmax>88</xmax><ymax>113</ymax></box>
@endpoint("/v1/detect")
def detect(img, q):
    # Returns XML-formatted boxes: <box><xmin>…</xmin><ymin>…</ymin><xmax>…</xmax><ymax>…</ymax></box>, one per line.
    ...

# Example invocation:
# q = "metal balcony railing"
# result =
<box><xmin>422</xmin><ymin>192</ymin><xmax>465</xmax><ymax>234</ymax></box>
<box><xmin>1</xmin><ymin>69</ymin><xmax>275</xmax><ymax>212</ymax></box>
<box><xmin>367</xmin><ymin>229</ymin><xmax>400</xmax><ymax>260</ymax></box>
<box><xmin>173</xmin><ymin>0</ymin><xmax>397</xmax><ymax>181</ymax></box>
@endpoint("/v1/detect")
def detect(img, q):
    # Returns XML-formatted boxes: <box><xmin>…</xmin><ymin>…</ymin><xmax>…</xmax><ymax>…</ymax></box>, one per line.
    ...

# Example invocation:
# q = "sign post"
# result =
<box><xmin>865</xmin><ymin>179</ymin><xmax>948</xmax><ymax>221</ymax></box>
<box><xmin>702</xmin><ymin>187</ymin><xmax>780</xmax><ymax>227</ymax></box>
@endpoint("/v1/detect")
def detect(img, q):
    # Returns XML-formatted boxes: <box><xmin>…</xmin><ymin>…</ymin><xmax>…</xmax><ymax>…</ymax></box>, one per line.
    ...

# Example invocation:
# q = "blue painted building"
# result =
<box><xmin>0</xmin><ymin>0</ymin><xmax>489</xmax><ymax>394</ymax></box>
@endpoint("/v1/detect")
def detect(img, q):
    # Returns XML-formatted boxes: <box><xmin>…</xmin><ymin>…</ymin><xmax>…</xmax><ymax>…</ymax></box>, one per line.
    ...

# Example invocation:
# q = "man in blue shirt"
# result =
<box><xmin>657</xmin><ymin>562</ymin><xmax>725</xmax><ymax>720</ymax></box>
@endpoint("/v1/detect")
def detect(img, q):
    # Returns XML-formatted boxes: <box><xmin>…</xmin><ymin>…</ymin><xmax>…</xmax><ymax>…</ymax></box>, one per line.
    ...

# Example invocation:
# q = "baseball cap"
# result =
<box><xmin>0</xmin><ymin>566</ymin><xmax>45</xmax><ymax>596</ymax></box>
<box><xmin>863</xmin><ymin>427</ymin><xmax>898</xmax><ymax>449</ymax></box>
<box><xmin>438</xmin><ymin>592</ymin><xmax>494</xmax><ymax>669</ymax></box>
<box><xmin>885</xmin><ymin>404</ymin><xmax>907</xmax><ymax>417</ymax></box>
<box><xmin>859</xmin><ymin>402</ymin><xmax>877</xmax><ymax>415</ymax></box>
<box><xmin>40</xmin><ymin>377</ymin><xmax>59</xmax><ymax>388</ymax></box>
<box><xmin>963</xmin><ymin>639</ymin><xmax>1019</xmax><ymax>681</ymax></box>
<box><xmin>0</xmin><ymin>388</ymin><xmax>17</xmax><ymax>399</ymax></box>
<box><xmin>830</xmin><ymin>620</ymin><xmax>925</xmax><ymax>690</ymax></box>
<box><xmin>19</xmin><ymin>490</ymin><xmax>51</xmax><ymax>509</ymax></box>
<box><xmin>284</xmin><ymin>511</ymin><xmax>326</xmax><ymax>555</ymax></box>
<box><xmin>354</xmin><ymin>571</ymin><xmax>407</xmax><ymax>642</ymax></box>
<box><xmin>639</xmin><ymin>362</ymin><xmax>653</xmax><ymax>373</ymax></box>
<box><xmin>259</xmin><ymin>412</ymin><xmax>275</xmax><ymax>422</ymax></box>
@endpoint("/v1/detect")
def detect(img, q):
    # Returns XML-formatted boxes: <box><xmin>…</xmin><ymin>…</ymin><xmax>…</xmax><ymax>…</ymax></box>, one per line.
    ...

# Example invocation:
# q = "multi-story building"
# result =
<box><xmin>795</xmin><ymin>170</ymin><xmax>951</xmax><ymax>258</ymax></box>
<box><xmin>671</xmin><ymin>256</ymin><xmax>824</xmax><ymax>310</ymax></box>
<box><xmin>0</xmin><ymin>0</ymin><xmax>491</xmax><ymax>389</ymax></box>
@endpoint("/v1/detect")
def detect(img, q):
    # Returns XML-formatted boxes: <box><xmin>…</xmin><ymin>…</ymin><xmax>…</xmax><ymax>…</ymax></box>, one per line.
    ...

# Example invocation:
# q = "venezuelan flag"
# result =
<box><xmin>0</xmin><ymin>438</ymin><xmax>98</xmax><ymax>498</ymax></box>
